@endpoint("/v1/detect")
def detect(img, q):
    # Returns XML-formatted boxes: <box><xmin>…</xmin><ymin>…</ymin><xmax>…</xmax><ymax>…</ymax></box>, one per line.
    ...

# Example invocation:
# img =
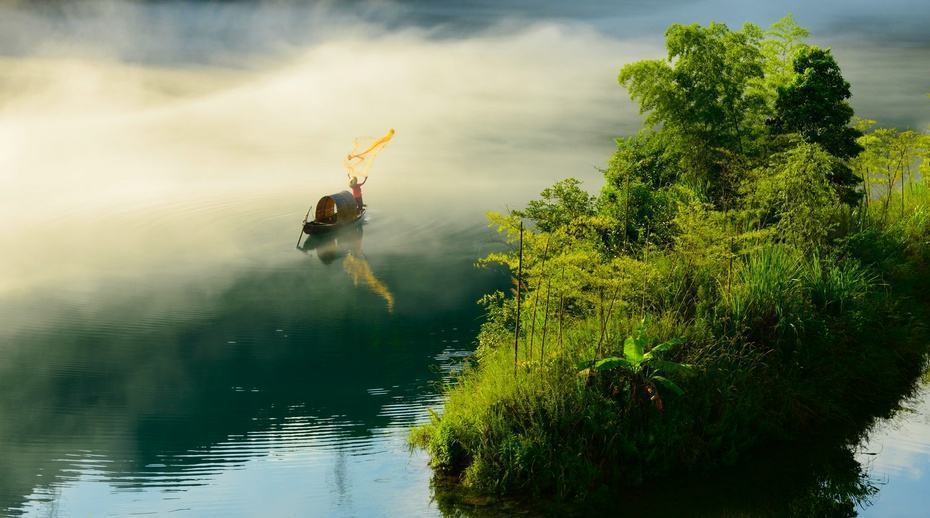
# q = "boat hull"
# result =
<box><xmin>303</xmin><ymin>209</ymin><xmax>365</xmax><ymax>235</ymax></box>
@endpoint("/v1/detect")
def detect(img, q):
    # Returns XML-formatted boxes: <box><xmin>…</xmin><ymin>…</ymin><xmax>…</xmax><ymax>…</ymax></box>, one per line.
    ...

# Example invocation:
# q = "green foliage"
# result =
<box><xmin>804</xmin><ymin>255</ymin><xmax>874</xmax><ymax>315</ymax></box>
<box><xmin>770</xmin><ymin>47</ymin><xmax>863</xmax><ymax>204</ymax></box>
<box><xmin>853</xmin><ymin>124</ymin><xmax>927</xmax><ymax>220</ymax></box>
<box><xmin>742</xmin><ymin>142</ymin><xmax>840</xmax><ymax>249</ymax></box>
<box><xmin>582</xmin><ymin>323</ymin><xmax>693</xmax><ymax>411</ymax></box>
<box><xmin>921</xmin><ymin>110</ymin><xmax>930</xmax><ymax>181</ymax></box>
<box><xmin>413</xmin><ymin>20</ymin><xmax>930</xmax><ymax>505</ymax></box>
<box><xmin>606</xmin><ymin>131</ymin><xmax>684</xmax><ymax>190</ymax></box>
<box><xmin>772</xmin><ymin>47</ymin><xmax>861</xmax><ymax>158</ymax></box>
<box><xmin>516</xmin><ymin>178</ymin><xmax>595</xmax><ymax>233</ymax></box>
<box><xmin>722</xmin><ymin>245</ymin><xmax>808</xmax><ymax>344</ymax></box>
<box><xmin>618</xmin><ymin>22</ymin><xmax>766</xmax><ymax>204</ymax></box>
<box><xmin>759</xmin><ymin>15</ymin><xmax>811</xmax><ymax>96</ymax></box>
<box><xmin>599</xmin><ymin>132</ymin><xmax>695</xmax><ymax>251</ymax></box>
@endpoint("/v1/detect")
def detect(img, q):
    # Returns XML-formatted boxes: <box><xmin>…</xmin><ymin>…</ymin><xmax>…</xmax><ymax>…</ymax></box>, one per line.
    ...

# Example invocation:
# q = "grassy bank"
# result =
<box><xmin>411</xmin><ymin>17</ymin><xmax>930</xmax><ymax>502</ymax></box>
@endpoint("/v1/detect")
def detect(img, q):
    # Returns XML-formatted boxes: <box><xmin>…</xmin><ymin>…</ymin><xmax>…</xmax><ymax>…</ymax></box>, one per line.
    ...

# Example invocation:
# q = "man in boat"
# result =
<box><xmin>349</xmin><ymin>175</ymin><xmax>366</xmax><ymax>212</ymax></box>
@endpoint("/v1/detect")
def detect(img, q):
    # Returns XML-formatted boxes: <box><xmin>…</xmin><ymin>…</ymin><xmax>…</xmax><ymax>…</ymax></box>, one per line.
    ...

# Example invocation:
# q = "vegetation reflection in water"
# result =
<box><xmin>431</xmin><ymin>435</ymin><xmax>885</xmax><ymax>516</ymax></box>
<box><xmin>435</xmin><ymin>376</ymin><xmax>930</xmax><ymax>517</ymax></box>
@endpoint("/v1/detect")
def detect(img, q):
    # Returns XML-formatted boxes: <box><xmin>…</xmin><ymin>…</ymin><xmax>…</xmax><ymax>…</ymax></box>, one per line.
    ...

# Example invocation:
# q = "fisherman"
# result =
<box><xmin>348</xmin><ymin>175</ymin><xmax>366</xmax><ymax>212</ymax></box>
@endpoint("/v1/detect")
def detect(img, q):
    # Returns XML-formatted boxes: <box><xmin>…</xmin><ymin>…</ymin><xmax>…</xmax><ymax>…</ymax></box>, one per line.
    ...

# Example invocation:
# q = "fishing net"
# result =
<box><xmin>344</xmin><ymin>128</ymin><xmax>395</xmax><ymax>178</ymax></box>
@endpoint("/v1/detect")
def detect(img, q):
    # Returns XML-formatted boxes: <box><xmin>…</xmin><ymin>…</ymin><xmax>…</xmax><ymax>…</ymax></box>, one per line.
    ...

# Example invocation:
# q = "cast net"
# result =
<box><xmin>344</xmin><ymin>128</ymin><xmax>395</xmax><ymax>179</ymax></box>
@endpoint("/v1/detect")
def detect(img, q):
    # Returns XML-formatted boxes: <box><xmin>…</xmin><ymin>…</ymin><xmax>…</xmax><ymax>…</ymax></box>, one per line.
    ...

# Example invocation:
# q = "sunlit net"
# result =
<box><xmin>344</xmin><ymin>128</ymin><xmax>395</xmax><ymax>178</ymax></box>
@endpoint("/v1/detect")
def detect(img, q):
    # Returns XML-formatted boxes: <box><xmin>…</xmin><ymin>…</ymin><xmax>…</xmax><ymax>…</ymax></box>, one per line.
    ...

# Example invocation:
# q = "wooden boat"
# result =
<box><xmin>303</xmin><ymin>190</ymin><xmax>365</xmax><ymax>235</ymax></box>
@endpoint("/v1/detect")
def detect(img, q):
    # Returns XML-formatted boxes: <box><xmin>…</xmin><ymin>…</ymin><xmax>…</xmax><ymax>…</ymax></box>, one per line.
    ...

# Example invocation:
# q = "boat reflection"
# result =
<box><xmin>301</xmin><ymin>224</ymin><xmax>395</xmax><ymax>312</ymax></box>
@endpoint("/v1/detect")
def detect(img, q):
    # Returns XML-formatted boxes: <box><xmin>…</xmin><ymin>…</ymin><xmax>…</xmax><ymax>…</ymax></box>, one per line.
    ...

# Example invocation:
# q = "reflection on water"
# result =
<box><xmin>434</xmin><ymin>388</ymin><xmax>930</xmax><ymax>517</ymax></box>
<box><xmin>301</xmin><ymin>223</ymin><xmax>396</xmax><ymax>312</ymax></box>
<box><xmin>344</xmin><ymin>254</ymin><xmax>396</xmax><ymax>313</ymax></box>
<box><xmin>858</xmin><ymin>382</ymin><xmax>930</xmax><ymax>516</ymax></box>
<box><xmin>433</xmin><ymin>443</ymin><xmax>880</xmax><ymax>517</ymax></box>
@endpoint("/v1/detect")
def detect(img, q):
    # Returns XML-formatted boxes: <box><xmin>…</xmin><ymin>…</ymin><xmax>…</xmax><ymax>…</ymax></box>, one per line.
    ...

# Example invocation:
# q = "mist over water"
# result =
<box><xmin>2</xmin><ymin>1</ymin><xmax>930</xmax><ymax>516</ymax></box>
<box><xmin>0</xmin><ymin>6</ymin><xmax>642</xmax><ymax>303</ymax></box>
<box><xmin>3</xmin><ymin>2</ymin><xmax>927</xmax><ymax>300</ymax></box>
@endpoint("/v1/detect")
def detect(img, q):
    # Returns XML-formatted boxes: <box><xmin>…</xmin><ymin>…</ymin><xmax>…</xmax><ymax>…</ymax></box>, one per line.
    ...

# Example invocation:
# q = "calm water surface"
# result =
<box><xmin>0</xmin><ymin>193</ymin><xmax>509</xmax><ymax>516</ymax></box>
<box><xmin>2</xmin><ymin>1</ymin><xmax>930</xmax><ymax>516</ymax></box>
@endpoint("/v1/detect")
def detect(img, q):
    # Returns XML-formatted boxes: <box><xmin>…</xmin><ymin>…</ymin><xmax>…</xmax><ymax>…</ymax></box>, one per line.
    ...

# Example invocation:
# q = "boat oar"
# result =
<box><xmin>295</xmin><ymin>206</ymin><xmax>312</xmax><ymax>248</ymax></box>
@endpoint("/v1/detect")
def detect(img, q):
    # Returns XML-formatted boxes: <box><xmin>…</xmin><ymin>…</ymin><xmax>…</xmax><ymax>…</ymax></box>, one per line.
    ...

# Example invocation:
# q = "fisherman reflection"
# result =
<box><xmin>300</xmin><ymin>225</ymin><xmax>395</xmax><ymax>312</ymax></box>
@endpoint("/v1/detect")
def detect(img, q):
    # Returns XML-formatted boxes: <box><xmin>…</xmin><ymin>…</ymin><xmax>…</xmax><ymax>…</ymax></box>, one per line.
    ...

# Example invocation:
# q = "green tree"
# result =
<box><xmin>855</xmin><ymin>127</ymin><xmax>924</xmax><ymax>218</ymax></box>
<box><xmin>770</xmin><ymin>47</ymin><xmax>863</xmax><ymax>205</ymax></box>
<box><xmin>618</xmin><ymin>22</ymin><xmax>766</xmax><ymax>205</ymax></box>
<box><xmin>517</xmin><ymin>178</ymin><xmax>595</xmax><ymax>232</ymax></box>
<box><xmin>760</xmin><ymin>15</ymin><xmax>810</xmax><ymax>96</ymax></box>
<box><xmin>743</xmin><ymin>143</ymin><xmax>839</xmax><ymax>249</ymax></box>
<box><xmin>599</xmin><ymin>131</ymin><xmax>689</xmax><ymax>250</ymax></box>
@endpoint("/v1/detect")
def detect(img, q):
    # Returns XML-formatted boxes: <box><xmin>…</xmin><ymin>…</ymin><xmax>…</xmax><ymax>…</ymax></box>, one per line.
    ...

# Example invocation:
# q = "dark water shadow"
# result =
<box><xmin>428</xmin><ymin>346</ymin><xmax>930</xmax><ymax>517</ymax></box>
<box><xmin>431</xmin><ymin>440</ymin><xmax>879</xmax><ymax>517</ymax></box>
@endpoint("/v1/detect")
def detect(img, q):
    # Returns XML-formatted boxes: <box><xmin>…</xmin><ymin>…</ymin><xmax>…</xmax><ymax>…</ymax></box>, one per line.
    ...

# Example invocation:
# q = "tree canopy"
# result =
<box><xmin>771</xmin><ymin>47</ymin><xmax>863</xmax><ymax>204</ymax></box>
<box><xmin>618</xmin><ymin>22</ymin><xmax>766</xmax><ymax>204</ymax></box>
<box><xmin>615</xmin><ymin>17</ymin><xmax>864</xmax><ymax>210</ymax></box>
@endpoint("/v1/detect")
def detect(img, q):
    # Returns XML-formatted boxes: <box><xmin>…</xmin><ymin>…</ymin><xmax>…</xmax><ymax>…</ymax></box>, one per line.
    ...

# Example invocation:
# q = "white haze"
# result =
<box><xmin>2</xmin><ymin>1</ymin><xmax>927</xmax><ymax>301</ymax></box>
<box><xmin>0</xmin><ymin>4</ymin><xmax>648</xmax><ymax>298</ymax></box>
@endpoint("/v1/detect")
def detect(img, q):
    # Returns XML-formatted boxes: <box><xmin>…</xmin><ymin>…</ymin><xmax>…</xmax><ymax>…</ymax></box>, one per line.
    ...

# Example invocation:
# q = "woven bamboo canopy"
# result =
<box><xmin>314</xmin><ymin>190</ymin><xmax>358</xmax><ymax>223</ymax></box>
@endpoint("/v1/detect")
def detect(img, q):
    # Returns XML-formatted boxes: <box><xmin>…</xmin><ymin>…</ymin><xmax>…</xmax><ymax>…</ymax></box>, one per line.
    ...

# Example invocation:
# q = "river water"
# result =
<box><xmin>1</xmin><ymin>2</ymin><xmax>929</xmax><ymax>516</ymax></box>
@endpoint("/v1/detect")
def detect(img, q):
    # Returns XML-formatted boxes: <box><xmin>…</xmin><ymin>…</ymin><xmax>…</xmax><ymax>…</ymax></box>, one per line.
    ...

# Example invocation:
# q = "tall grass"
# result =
<box><xmin>412</xmin><ymin>132</ymin><xmax>930</xmax><ymax>500</ymax></box>
<box><xmin>721</xmin><ymin>245</ymin><xmax>807</xmax><ymax>343</ymax></box>
<box><xmin>412</xmin><ymin>207</ymin><xmax>930</xmax><ymax>499</ymax></box>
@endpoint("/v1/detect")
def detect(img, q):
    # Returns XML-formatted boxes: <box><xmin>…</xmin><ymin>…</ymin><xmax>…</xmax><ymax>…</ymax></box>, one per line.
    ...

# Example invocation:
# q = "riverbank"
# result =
<box><xmin>411</xmin><ymin>207</ymin><xmax>930</xmax><ymax>501</ymax></box>
<box><xmin>411</xmin><ymin>17</ymin><xmax>930</xmax><ymax>506</ymax></box>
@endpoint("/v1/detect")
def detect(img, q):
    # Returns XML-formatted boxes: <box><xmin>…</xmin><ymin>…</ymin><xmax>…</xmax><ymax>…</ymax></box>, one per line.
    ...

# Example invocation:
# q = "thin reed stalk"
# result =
<box><xmin>540</xmin><ymin>276</ymin><xmax>552</xmax><ymax>363</ymax></box>
<box><xmin>528</xmin><ymin>236</ymin><xmax>551</xmax><ymax>359</ymax></box>
<box><xmin>513</xmin><ymin>222</ymin><xmax>523</xmax><ymax>376</ymax></box>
